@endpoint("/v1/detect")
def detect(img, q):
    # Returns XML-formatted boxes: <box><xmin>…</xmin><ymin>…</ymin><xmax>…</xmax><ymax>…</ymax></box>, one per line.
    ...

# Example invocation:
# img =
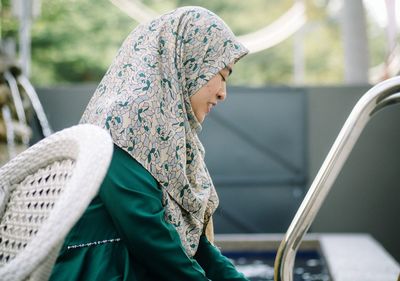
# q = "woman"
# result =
<box><xmin>50</xmin><ymin>6</ymin><xmax>249</xmax><ymax>281</ymax></box>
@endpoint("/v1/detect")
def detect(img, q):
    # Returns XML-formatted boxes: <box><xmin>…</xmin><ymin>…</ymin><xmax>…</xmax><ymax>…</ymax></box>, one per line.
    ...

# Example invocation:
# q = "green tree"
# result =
<box><xmin>29</xmin><ymin>0</ymin><xmax>136</xmax><ymax>85</ymax></box>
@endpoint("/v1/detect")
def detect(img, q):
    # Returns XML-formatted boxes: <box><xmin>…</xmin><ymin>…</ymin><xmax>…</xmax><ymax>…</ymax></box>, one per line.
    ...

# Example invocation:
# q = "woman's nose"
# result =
<box><xmin>217</xmin><ymin>87</ymin><xmax>227</xmax><ymax>101</ymax></box>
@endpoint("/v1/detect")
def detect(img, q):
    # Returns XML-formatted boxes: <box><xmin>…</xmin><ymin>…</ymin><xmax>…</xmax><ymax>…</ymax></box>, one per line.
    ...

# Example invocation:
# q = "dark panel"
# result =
<box><xmin>36</xmin><ymin>84</ymin><xmax>96</xmax><ymax>131</ymax></box>
<box><xmin>200</xmin><ymin>86</ymin><xmax>308</xmax><ymax>186</ymax></box>
<box><xmin>213</xmin><ymin>185</ymin><xmax>304</xmax><ymax>233</ymax></box>
<box><xmin>199</xmin><ymin>86</ymin><xmax>308</xmax><ymax>233</ymax></box>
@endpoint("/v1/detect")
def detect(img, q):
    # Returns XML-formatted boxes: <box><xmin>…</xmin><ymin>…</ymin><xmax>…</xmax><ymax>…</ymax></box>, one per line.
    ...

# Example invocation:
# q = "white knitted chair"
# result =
<box><xmin>0</xmin><ymin>124</ymin><xmax>113</xmax><ymax>281</ymax></box>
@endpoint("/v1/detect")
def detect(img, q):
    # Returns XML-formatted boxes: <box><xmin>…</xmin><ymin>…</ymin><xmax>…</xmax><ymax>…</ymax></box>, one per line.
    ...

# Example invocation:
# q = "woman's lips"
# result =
<box><xmin>207</xmin><ymin>102</ymin><xmax>216</xmax><ymax>113</ymax></box>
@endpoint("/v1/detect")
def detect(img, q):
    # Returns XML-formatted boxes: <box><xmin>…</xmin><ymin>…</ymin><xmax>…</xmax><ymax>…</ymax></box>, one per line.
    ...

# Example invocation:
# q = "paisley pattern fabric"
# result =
<box><xmin>80</xmin><ymin>6</ymin><xmax>248</xmax><ymax>256</ymax></box>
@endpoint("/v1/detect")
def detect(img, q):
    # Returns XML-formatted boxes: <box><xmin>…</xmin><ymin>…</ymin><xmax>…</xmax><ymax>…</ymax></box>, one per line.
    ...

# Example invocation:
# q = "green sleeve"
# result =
<box><xmin>194</xmin><ymin>235</ymin><xmax>249</xmax><ymax>281</ymax></box>
<box><xmin>99</xmin><ymin>145</ymin><xmax>209</xmax><ymax>281</ymax></box>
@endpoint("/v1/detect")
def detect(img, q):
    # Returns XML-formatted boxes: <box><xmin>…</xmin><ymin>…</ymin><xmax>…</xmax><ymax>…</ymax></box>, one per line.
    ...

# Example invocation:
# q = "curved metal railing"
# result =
<box><xmin>274</xmin><ymin>76</ymin><xmax>400</xmax><ymax>281</ymax></box>
<box><xmin>18</xmin><ymin>75</ymin><xmax>52</xmax><ymax>137</ymax></box>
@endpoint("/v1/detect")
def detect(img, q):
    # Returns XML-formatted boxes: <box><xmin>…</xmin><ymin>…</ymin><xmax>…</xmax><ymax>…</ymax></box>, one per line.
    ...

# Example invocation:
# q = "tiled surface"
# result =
<box><xmin>319</xmin><ymin>234</ymin><xmax>400</xmax><ymax>281</ymax></box>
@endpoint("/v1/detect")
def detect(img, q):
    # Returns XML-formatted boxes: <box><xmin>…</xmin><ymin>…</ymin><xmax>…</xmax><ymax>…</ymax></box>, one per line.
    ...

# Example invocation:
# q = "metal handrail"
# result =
<box><xmin>18</xmin><ymin>75</ymin><xmax>53</xmax><ymax>137</ymax></box>
<box><xmin>274</xmin><ymin>76</ymin><xmax>400</xmax><ymax>281</ymax></box>
<box><xmin>3</xmin><ymin>70</ymin><xmax>29</xmax><ymax>145</ymax></box>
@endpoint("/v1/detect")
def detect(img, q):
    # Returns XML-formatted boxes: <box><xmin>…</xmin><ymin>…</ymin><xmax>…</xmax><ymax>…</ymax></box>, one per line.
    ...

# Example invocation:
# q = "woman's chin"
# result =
<box><xmin>198</xmin><ymin>115</ymin><xmax>205</xmax><ymax>123</ymax></box>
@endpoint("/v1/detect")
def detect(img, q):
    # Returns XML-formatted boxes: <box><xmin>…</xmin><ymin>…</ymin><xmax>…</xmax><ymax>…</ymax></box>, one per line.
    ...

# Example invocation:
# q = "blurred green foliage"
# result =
<box><xmin>0</xmin><ymin>0</ymin><xmax>388</xmax><ymax>86</ymax></box>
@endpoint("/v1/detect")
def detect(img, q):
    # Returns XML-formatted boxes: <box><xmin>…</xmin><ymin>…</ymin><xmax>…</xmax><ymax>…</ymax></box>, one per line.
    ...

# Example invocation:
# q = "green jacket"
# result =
<box><xmin>50</xmin><ymin>145</ymin><xmax>248</xmax><ymax>281</ymax></box>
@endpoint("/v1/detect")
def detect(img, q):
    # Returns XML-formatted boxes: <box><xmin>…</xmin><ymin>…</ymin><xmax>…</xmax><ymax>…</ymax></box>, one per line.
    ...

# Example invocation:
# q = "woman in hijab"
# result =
<box><xmin>50</xmin><ymin>6</ymin><xmax>249</xmax><ymax>281</ymax></box>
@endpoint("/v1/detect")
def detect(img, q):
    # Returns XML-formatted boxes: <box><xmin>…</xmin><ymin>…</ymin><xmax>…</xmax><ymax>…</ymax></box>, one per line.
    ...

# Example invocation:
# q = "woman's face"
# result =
<box><xmin>190</xmin><ymin>64</ymin><xmax>233</xmax><ymax>123</ymax></box>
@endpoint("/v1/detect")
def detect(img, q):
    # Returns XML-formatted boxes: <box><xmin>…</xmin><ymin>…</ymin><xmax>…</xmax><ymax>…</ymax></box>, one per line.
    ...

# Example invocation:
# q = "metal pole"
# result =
<box><xmin>340</xmin><ymin>0</ymin><xmax>369</xmax><ymax>84</ymax></box>
<box><xmin>293</xmin><ymin>0</ymin><xmax>305</xmax><ymax>85</ymax></box>
<box><xmin>12</xmin><ymin>0</ymin><xmax>40</xmax><ymax>77</ymax></box>
<box><xmin>385</xmin><ymin>0</ymin><xmax>397</xmax><ymax>55</ymax></box>
<box><xmin>19</xmin><ymin>0</ymin><xmax>33</xmax><ymax>77</ymax></box>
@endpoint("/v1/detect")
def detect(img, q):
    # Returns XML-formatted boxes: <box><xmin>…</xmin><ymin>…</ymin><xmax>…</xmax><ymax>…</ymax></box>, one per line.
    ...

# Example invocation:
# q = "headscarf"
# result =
<box><xmin>80</xmin><ymin>6</ymin><xmax>248</xmax><ymax>256</ymax></box>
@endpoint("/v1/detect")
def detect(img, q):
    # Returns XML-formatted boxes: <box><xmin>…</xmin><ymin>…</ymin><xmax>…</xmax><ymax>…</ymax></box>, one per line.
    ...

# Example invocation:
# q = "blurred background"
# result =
<box><xmin>1</xmin><ymin>0</ymin><xmax>399</xmax><ymax>86</ymax></box>
<box><xmin>0</xmin><ymin>0</ymin><xmax>399</xmax><ymax>264</ymax></box>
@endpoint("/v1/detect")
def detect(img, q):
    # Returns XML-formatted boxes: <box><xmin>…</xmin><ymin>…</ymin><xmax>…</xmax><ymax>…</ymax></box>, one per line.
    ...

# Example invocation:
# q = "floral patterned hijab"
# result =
<box><xmin>80</xmin><ymin>6</ymin><xmax>248</xmax><ymax>256</ymax></box>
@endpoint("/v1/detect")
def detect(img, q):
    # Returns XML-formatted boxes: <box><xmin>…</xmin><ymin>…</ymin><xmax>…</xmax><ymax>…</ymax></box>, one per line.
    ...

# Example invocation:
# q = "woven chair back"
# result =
<box><xmin>0</xmin><ymin>124</ymin><xmax>113</xmax><ymax>281</ymax></box>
